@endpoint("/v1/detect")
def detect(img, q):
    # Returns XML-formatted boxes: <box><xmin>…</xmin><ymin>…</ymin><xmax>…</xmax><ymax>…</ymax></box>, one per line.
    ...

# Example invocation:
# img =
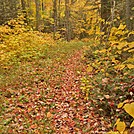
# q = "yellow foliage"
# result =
<box><xmin>123</xmin><ymin>103</ymin><xmax>134</xmax><ymax>118</ymax></box>
<box><xmin>114</xmin><ymin>64</ymin><xmax>125</xmax><ymax>70</ymax></box>
<box><xmin>87</xmin><ymin>65</ymin><xmax>93</xmax><ymax>72</ymax></box>
<box><xmin>99</xmin><ymin>49</ymin><xmax>107</xmax><ymax>53</ymax></box>
<box><xmin>116</xmin><ymin>42</ymin><xmax>127</xmax><ymax>50</ymax></box>
<box><xmin>0</xmin><ymin>22</ymin><xmax>55</xmax><ymax>67</ymax></box>
<box><xmin>118</xmin><ymin>102</ymin><xmax>124</xmax><ymax>109</ymax></box>
<box><xmin>127</xmin><ymin>64</ymin><xmax>134</xmax><ymax>69</ymax></box>
<box><xmin>118</xmin><ymin>24</ymin><xmax>126</xmax><ymax>30</ymax></box>
<box><xmin>115</xmin><ymin>119</ymin><xmax>126</xmax><ymax>133</ymax></box>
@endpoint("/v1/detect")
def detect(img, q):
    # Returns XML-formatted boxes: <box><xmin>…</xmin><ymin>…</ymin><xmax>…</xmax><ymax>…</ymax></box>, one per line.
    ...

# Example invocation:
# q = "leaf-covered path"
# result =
<box><xmin>0</xmin><ymin>44</ymin><xmax>109</xmax><ymax>133</ymax></box>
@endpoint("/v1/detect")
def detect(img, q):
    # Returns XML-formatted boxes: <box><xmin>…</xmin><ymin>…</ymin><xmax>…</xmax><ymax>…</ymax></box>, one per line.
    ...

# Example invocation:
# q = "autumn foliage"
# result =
<box><xmin>0</xmin><ymin>0</ymin><xmax>134</xmax><ymax>133</ymax></box>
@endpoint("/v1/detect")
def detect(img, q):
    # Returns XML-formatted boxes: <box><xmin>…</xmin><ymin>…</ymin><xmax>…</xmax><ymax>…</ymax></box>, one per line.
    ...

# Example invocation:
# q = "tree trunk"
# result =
<box><xmin>42</xmin><ymin>0</ymin><xmax>45</xmax><ymax>11</ymax></box>
<box><xmin>35</xmin><ymin>0</ymin><xmax>41</xmax><ymax>31</ymax></box>
<box><xmin>53</xmin><ymin>0</ymin><xmax>57</xmax><ymax>39</ymax></box>
<box><xmin>27</xmin><ymin>0</ymin><xmax>32</xmax><ymax>17</ymax></box>
<box><xmin>101</xmin><ymin>0</ymin><xmax>111</xmax><ymax>33</ymax></box>
<box><xmin>21</xmin><ymin>0</ymin><xmax>26</xmax><ymax>13</ymax></box>
<box><xmin>111</xmin><ymin>0</ymin><xmax>116</xmax><ymax>26</ymax></box>
<box><xmin>58</xmin><ymin>0</ymin><xmax>61</xmax><ymax>28</ymax></box>
<box><xmin>65</xmin><ymin>0</ymin><xmax>71</xmax><ymax>41</ymax></box>
<box><xmin>126</xmin><ymin>0</ymin><xmax>134</xmax><ymax>41</ymax></box>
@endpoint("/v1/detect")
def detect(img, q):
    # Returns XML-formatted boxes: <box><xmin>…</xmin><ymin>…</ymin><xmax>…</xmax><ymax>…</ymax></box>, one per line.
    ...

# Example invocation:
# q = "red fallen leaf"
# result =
<box><xmin>37</xmin><ymin>89</ymin><xmax>41</xmax><ymax>93</ymax></box>
<box><xmin>8</xmin><ymin>129</ymin><xmax>13</xmax><ymax>133</ymax></box>
<box><xmin>91</xmin><ymin>112</ymin><xmax>95</xmax><ymax>117</ymax></box>
<box><xmin>109</xmin><ymin>102</ymin><xmax>114</xmax><ymax>107</ymax></box>
<box><xmin>36</xmin><ymin>115</ymin><xmax>42</xmax><ymax>120</ymax></box>
<box><xmin>30</xmin><ymin>124</ymin><xmax>37</xmax><ymax>129</ymax></box>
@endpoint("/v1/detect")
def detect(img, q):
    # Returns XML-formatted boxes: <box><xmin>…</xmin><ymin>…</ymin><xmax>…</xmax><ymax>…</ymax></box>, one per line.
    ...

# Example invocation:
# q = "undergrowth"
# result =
<box><xmin>81</xmin><ymin>23</ymin><xmax>134</xmax><ymax>133</ymax></box>
<box><xmin>0</xmin><ymin>16</ymin><xmax>86</xmax><ymax>88</ymax></box>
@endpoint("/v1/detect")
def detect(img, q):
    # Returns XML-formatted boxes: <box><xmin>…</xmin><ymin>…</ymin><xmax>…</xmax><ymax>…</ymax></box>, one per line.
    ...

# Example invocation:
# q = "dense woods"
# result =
<box><xmin>0</xmin><ymin>0</ymin><xmax>134</xmax><ymax>133</ymax></box>
<box><xmin>0</xmin><ymin>0</ymin><xmax>134</xmax><ymax>41</ymax></box>
<box><xmin>0</xmin><ymin>0</ymin><xmax>134</xmax><ymax>40</ymax></box>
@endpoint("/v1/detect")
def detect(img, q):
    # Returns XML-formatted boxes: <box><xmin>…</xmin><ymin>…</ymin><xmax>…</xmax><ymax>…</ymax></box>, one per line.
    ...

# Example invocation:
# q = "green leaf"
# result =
<box><xmin>2</xmin><ymin>118</ymin><xmax>12</xmax><ymax>125</ymax></box>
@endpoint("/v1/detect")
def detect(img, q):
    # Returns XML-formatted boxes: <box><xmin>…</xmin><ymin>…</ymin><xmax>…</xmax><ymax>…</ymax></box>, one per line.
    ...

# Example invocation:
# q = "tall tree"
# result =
<box><xmin>58</xmin><ymin>0</ymin><xmax>61</xmax><ymax>28</ymax></box>
<box><xmin>101</xmin><ymin>0</ymin><xmax>111</xmax><ymax>34</ymax></box>
<box><xmin>65</xmin><ymin>0</ymin><xmax>71</xmax><ymax>41</ymax></box>
<box><xmin>53</xmin><ymin>0</ymin><xmax>58</xmax><ymax>39</ymax></box>
<box><xmin>42</xmin><ymin>0</ymin><xmax>45</xmax><ymax>11</ymax></box>
<box><xmin>35</xmin><ymin>0</ymin><xmax>42</xmax><ymax>31</ymax></box>
<box><xmin>27</xmin><ymin>0</ymin><xmax>33</xmax><ymax>17</ymax></box>
<box><xmin>126</xmin><ymin>0</ymin><xmax>134</xmax><ymax>41</ymax></box>
<box><xmin>21</xmin><ymin>0</ymin><xmax>27</xmax><ymax>13</ymax></box>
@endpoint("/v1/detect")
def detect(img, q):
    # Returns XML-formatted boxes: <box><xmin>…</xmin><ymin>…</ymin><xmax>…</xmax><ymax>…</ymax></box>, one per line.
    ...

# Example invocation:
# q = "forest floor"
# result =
<box><xmin>0</xmin><ymin>42</ymin><xmax>110</xmax><ymax>133</ymax></box>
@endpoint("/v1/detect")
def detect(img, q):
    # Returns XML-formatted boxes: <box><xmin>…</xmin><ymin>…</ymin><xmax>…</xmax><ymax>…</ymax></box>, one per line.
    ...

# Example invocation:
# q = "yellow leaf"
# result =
<box><xmin>100</xmin><ymin>49</ymin><xmax>107</xmax><ymax>53</ymax></box>
<box><xmin>130</xmin><ymin>120</ymin><xmax>134</xmax><ymax>128</ymax></box>
<box><xmin>101</xmin><ymin>69</ymin><xmax>105</xmax><ymax>72</ymax></box>
<box><xmin>114</xmin><ymin>64</ymin><xmax>125</xmax><ymax>70</ymax></box>
<box><xmin>118</xmin><ymin>24</ymin><xmax>126</xmax><ymax>30</ymax></box>
<box><xmin>123</xmin><ymin>130</ymin><xmax>129</xmax><ymax>134</ymax></box>
<box><xmin>127</xmin><ymin>64</ymin><xmax>134</xmax><ymax>69</ymax></box>
<box><xmin>128</xmin><ymin>42</ymin><xmax>134</xmax><ymax>49</ymax></box>
<box><xmin>128</xmin><ymin>49</ymin><xmax>134</xmax><ymax>52</ymax></box>
<box><xmin>115</xmin><ymin>119</ymin><xmax>120</xmax><ymax>126</ymax></box>
<box><xmin>123</xmin><ymin>103</ymin><xmax>134</xmax><ymax>118</ymax></box>
<box><xmin>116</xmin><ymin>121</ymin><xmax>126</xmax><ymax>133</ymax></box>
<box><xmin>118</xmin><ymin>102</ymin><xmax>124</xmax><ymax>108</ymax></box>
<box><xmin>112</xmin><ymin>58</ymin><xmax>118</xmax><ymax>63</ymax></box>
<box><xmin>87</xmin><ymin>65</ymin><xmax>93</xmax><ymax>72</ymax></box>
<box><xmin>116</xmin><ymin>42</ymin><xmax>126</xmax><ymax>50</ymax></box>
<box><xmin>125</xmin><ymin>58</ymin><xmax>134</xmax><ymax>63</ymax></box>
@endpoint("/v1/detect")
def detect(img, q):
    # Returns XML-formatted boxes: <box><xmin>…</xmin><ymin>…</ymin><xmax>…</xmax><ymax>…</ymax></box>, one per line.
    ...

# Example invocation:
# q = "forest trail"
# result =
<box><xmin>46</xmin><ymin>49</ymin><xmax>109</xmax><ymax>133</ymax></box>
<box><xmin>1</xmin><ymin>46</ymin><xmax>108</xmax><ymax>134</ymax></box>
<box><xmin>0</xmin><ymin>44</ymin><xmax>109</xmax><ymax>133</ymax></box>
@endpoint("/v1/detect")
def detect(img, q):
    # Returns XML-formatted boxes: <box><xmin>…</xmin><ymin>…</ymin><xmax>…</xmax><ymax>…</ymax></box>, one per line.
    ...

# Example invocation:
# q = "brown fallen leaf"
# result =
<box><xmin>47</xmin><ymin>112</ymin><xmax>53</xmax><ymax>118</ymax></box>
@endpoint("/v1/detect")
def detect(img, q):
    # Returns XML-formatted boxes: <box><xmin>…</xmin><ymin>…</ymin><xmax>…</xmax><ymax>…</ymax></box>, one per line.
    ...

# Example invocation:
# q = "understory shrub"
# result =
<box><xmin>81</xmin><ymin>23</ymin><xmax>134</xmax><ymax>132</ymax></box>
<box><xmin>0</xmin><ymin>15</ymin><xmax>55</xmax><ymax>67</ymax></box>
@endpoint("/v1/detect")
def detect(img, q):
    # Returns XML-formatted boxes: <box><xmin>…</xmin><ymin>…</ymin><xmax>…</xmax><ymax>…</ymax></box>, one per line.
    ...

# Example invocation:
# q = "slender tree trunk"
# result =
<box><xmin>21</xmin><ymin>0</ymin><xmax>26</xmax><ymax>13</ymax></box>
<box><xmin>35</xmin><ymin>0</ymin><xmax>41</xmax><ymax>31</ymax></box>
<box><xmin>101</xmin><ymin>0</ymin><xmax>111</xmax><ymax>33</ymax></box>
<box><xmin>58</xmin><ymin>0</ymin><xmax>61</xmax><ymax>28</ymax></box>
<box><xmin>111</xmin><ymin>0</ymin><xmax>116</xmax><ymax>26</ymax></box>
<box><xmin>65</xmin><ymin>0</ymin><xmax>71</xmax><ymax>41</ymax></box>
<box><xmin>27</xmin><ymin>0</ymin><xmax>32</xmax><ymax>16</ymax></box>
<box><xmin>53</xmin><ymin>0</ymin><xmax>57</xmax><ymax>39</ymax></box>
<box><xmin>126</xmin><ymin>0</ymin><xmax>134</xmax><ymax>41</ymax></box>
<box><xmin>42</xmin><ymin>0</ymin><xmax>45</xmax><ymax>11</ymax></box>
<box><xmin>100</xmin><ymin>0</ymin><xmax>111</xmax><ymax>43</ymax></box>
